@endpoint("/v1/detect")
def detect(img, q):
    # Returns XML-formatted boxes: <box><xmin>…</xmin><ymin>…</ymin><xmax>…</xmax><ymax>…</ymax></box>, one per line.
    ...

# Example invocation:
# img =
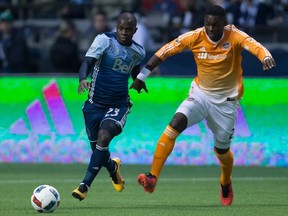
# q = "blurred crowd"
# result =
<box><xmin>0</xmin><ymin>0</ymin><xmax>287</xmax><ymax>73</ymax></box>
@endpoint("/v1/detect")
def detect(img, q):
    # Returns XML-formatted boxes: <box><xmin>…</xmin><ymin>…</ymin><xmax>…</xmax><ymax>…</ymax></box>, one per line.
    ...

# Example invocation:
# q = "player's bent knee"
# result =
<box><xmin>214</xmin><ymin>146</ymin><xmax>230</xmax><ymax>154</ymax></box>
<box><xmin>97</xmin><ymin>130</ymin><xmax>112</xmax><ymax>147</ymax></box>
<box><xmin>100</xmin><ymin>120</ymin><xmax>122</xmax><ymax>137</ymax></box>
<box><xmin>169</xmin><ymin>113</ymin><xmax>187</xmax><ymax>133</ymax></box>
<box><xmin>214</xmin><ymin>137</ymin><xmax>231</xmax><ymax>152</ymax></box>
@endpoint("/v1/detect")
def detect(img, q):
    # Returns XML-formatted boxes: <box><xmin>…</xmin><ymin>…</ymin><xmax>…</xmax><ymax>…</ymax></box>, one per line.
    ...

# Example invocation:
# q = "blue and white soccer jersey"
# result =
<box><xmin>82</xmin><ymin>32</ymin><xmax>145</xmax><ymax>146</ymax></box>
<box><xmin>85</xmin><ymin>32</ymin><xmax>145</xmax><ymax>107</ymax></box>
<box><xmin>176</xmin><ymin>81</ymin><xmax>239</xmax><ymax>149</ymax></box>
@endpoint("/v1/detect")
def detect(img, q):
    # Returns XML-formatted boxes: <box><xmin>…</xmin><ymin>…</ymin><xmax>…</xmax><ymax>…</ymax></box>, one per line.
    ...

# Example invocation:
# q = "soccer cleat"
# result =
<box><xmin>220</xmin><ymin>182</ymin><xmax>233</xmax><ymax>206</ymax></box>
<box><xmin>72</xmin><ymin>183</ymin><xmax>88</xmax><ymax>201</ymax></box>
<box><xmin>137</xmin><ymin>172</ymin><xmax>157</xmax><ymax>193</ymax></box>
<box><xmin>110</xmin><ymin>158</ymin><xmax>125</xmax><ymax>192</ymax></box>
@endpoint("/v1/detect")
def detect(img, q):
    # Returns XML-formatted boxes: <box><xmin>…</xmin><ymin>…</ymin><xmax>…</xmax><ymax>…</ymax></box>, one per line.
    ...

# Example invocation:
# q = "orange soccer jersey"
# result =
<box><xmin>155</xmin><ymin>24</ymin><xmax>272</xmax><ymax>101</ymax></box>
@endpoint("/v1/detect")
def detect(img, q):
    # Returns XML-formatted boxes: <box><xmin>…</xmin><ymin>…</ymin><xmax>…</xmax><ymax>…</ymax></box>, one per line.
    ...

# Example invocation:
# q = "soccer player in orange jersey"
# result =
<box><xmin>130</xmin><ymin>5</ymin><xmax>276</xmax><ymax>206</ymax></box>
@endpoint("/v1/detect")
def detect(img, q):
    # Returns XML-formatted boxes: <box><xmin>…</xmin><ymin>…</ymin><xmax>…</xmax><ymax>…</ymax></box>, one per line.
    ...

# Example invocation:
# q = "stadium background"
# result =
<box><xmin>0</xmin><ymin>0</ymin><xmax>287</xmax><ymax>167</ymax></box>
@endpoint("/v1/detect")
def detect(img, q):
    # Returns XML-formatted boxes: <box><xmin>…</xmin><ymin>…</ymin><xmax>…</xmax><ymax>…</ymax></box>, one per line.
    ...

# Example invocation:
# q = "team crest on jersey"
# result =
<box><xmin>222</xmin><ymin>42</ymin><xmax>230</xmax><ymax>50</ymax></box>
<box><xmin>132</xmin><ymin>55</ymin><xmax>137</xmax><ymax>61</ymax></box>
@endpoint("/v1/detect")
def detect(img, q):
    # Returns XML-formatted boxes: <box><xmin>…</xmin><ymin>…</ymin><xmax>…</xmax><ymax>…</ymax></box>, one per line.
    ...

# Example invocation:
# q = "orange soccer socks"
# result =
<box><xmin>214</xmin><ymin>148</ymin><xmax>234</xmax><ymax>186</ymax></box>
<box><xmin>150</xmin><ymin>125</ymin><xmax>179</xmax><ymax>179</ymax></box>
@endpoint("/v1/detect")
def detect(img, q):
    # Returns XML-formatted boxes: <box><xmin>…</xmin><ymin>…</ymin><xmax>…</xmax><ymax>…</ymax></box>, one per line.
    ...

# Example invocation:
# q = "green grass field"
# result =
<box><xmin>1</xmin><ymin>164</ymin><xmax>288</xmax><ymax>216</ymax></box>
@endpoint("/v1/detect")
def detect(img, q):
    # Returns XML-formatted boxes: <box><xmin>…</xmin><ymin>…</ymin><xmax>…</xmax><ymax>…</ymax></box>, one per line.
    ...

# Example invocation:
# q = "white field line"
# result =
<box><xmin>0</xmin><ymin>177</ymin><xmax>288</xmax><ymax>184</ymax></box>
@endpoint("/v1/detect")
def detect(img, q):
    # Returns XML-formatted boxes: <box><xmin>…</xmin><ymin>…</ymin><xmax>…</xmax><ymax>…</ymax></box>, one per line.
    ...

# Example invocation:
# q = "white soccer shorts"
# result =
<box><xmin>176</xmin><ymin>82</ymin><xmax>239</xmax><ymax>149</ymax></box>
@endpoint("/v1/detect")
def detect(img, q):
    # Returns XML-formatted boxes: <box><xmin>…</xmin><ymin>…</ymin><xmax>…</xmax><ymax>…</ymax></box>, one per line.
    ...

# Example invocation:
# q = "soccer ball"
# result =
<box><xmin>31</xmin><ymin>185</ymin><xmax>60</xmax><ymax>213</ymax></box>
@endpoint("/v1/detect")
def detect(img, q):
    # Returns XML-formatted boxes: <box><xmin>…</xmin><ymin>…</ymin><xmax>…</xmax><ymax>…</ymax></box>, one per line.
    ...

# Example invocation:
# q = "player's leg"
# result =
<box><xmin>99</xmin><ymin>120</ymin><xmax>124</xmax><ymax>192</ymax></box>
<box><xmin>138</xmin><ymin>89</ymin><xmax>206</xmax><ymax>193</ymax></box>
<box><xmin>214</xmin><ymin>145</ymin><xmax>234</xmax><ymax>187</ymax></box>
<box><xmin>73</xmin><ymin>139</ymin><xmax>112</xmax><ymax>201</ymax></box>
<box><xmin>137</xmin><ymin>112</ymin><xmax>185</xmax><ymax>193</ymax></box>
<box><xmin>214</xmin><ymin>145</ymin><xmax>234</xmax><ymax>206</ymax></box>
<box><xmin>72</xmin><ymin>114</ymin><xmax>125</xmax><ymax>199</ymax></box>
<box><xmin>100</xmin><ymin>104</ymin><xmax>131</xmax><ymax>192</ymax></box>
<box><xmin>151</xmin><ymin>113</ymin><xmax>187</xmax><ymax>178</ymax></box>
<box><xmin>72</xmin><ymin>103</ymin><xmax>104</xmax><ymax>201</ymax></box>
<box><xmin>206</xmin><ymin>100</ymin><xmax>238</xmax><ymax>205</ymax></box>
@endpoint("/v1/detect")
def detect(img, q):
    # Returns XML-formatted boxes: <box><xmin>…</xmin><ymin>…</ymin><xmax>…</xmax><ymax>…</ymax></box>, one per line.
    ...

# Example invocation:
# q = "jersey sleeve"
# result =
<box><xmin>232</xmin><ymin>26</ymin><xmax>272</xmax><ymax>62</ymax></box>
<box><xmin>155</xmin><ymin>31</ymin><xmax>195</xmax><ymax>61</ymax></box>
<box><xmin>85</xmin><ymin>33</ymin><xmax>110</xmax><ymax>59</ymax></box>
<box><xmin>138</xmin><ymin>46</ymin><xmax>146</xmax><ymax>64</ymax></box>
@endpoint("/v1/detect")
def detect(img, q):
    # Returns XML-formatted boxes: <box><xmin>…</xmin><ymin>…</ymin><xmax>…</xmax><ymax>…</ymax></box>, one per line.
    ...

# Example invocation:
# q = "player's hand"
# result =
<box><xmin>78</xmin><ymin>80</ymin><xmax>90</xmax><ymax>94</ymax></box>
<box><xmin>129</xmin><ymin>78</ymin><xmax>149</xmax><ymax>93</ymax></box>
<box><xmin>262</xmin><ymin>56</ymin><xmax>276</xmax><ymax>70</ymax></box>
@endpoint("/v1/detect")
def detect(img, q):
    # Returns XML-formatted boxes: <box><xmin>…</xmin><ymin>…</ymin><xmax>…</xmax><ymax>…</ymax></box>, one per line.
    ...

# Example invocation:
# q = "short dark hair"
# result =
<box><xmin>117</xmin><ymin>12</ymin><xmax>137</xmax><ymax>27</ymax></box>
<box><xmin>205</xmin><ymin>5</ymin><xmax>226</xmax><ymax>18</ymax></box>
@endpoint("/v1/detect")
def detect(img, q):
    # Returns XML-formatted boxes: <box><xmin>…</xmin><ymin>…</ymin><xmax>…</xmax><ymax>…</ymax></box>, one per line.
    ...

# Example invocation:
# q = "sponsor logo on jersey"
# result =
<box><xmin>198</xmin><ymin>52</ymin><xmax>208</xmax><ymax>59</ymax></box>
<box><xmin>197</xmin><ymin>46</ymin><xmax>232</xmax><ymax>60</ymax></box>
<box><xmin>197</xmin><ymin>52</ymin><xmax>232</xmax><ymax>60</ymax></box>
<box><xmin>198</xmin><ymin>47</ymin><xmax>207</xmax><ymax>59</ymax></box>
<box><xmin>112</xmin><ymin>59</ymin><xmax>133</xmax><ymax>73</ymax></box>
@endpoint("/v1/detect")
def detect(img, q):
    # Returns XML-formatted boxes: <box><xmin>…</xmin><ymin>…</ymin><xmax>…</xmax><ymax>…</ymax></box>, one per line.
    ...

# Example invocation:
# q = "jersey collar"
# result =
<box><xmin>204</xmin><ymin>28</ymin><xmax>224</xmax><ymax>45</ymax></box>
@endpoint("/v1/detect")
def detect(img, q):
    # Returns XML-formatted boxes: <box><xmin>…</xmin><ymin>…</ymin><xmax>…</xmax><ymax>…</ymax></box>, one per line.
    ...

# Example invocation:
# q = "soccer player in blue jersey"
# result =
<box><xmin>72</xmin><ymin>12</ymin><xmax>146</xmax><ymax>201</ymax></box>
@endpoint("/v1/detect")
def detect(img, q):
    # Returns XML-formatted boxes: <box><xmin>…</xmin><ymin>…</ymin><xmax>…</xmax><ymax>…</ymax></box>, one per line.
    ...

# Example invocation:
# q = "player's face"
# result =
<box><xmin>116</xmin><ymin>19</ymin><xmax>137</xmax><ymax>46</ymax></box>
<box><xmin>204</xmin><ymin>15</ymin><xmax>226</xmax><ymax>42</ymax></box>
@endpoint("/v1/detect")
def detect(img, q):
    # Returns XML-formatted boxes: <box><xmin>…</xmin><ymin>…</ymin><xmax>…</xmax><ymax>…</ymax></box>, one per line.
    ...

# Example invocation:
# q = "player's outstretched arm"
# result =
<box><xmin>77</xmin><ymin>57</ymin><xmax>96</xmax><ymax>94</ymax></box>
<box><xmin>262</xmin><ymin>56</ymin><xmax>276</xmax><ymax>70</ymax></box>
<box><xmin>130</xmin><ymin>55</ymin><xmax>162</xmax><ymax>93</ymax></box>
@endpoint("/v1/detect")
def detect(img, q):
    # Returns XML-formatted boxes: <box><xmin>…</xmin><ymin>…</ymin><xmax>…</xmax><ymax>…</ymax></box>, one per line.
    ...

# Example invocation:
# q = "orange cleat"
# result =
<box><xmin>137</xmin><ymin>172</ymin><xmax>157</xmax><ymax>193</ymax></box>
<box><xmin>220</xmin><ymin>182</ymin><xmax>233</xmax><ymax>206</ymax></box>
